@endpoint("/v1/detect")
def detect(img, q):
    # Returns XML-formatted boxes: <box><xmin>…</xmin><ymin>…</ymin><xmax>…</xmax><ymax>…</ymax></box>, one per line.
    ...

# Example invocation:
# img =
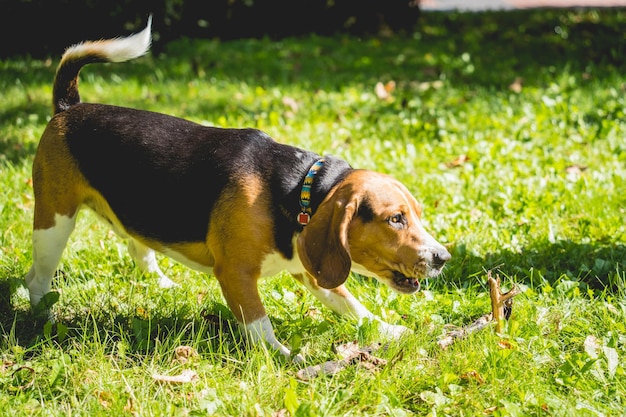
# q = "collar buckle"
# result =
<box><xmin>297</xmin><ymin>212</ymin><xmax>311</xmax><ymax>226</ymax></box>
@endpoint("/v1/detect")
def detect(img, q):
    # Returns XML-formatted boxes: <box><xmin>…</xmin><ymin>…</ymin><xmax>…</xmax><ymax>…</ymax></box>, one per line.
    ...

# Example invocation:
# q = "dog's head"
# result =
<box><xmin>297</xmin><ymin>170</ymin><xmax>450</xmax><ymax>293</ymax></box>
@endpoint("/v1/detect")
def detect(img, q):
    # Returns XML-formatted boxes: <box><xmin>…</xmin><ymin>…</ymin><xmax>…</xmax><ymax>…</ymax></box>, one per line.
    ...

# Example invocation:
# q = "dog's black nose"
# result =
<box><xmin>432</xmin><ymin>248</ymin><xmax>451</xmax><ymax>268</ymax></box>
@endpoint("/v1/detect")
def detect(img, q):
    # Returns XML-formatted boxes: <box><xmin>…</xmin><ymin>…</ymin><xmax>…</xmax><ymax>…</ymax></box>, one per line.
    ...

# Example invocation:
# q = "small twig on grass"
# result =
<box><xmin>488</xmin><ymin>270</ymin><xmax>521</xmax><ymax>333</ymax></box>
<box><xmin>438</xmin><ymin>271</ymin><xmax>521</xmax><ymax>349</ymax></box>
<box><xmin>296</xmin><ymin>342</ymin><xmax>387</xmax><ymax>381</ymax></box>
<box><xmin>437</xmin><ymin>314</ymin><xmax>493</xmax><ymax>349</ymax></box>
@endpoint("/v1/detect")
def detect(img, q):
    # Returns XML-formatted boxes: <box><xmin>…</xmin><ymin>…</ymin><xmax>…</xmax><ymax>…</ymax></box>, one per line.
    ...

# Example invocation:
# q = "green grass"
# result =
<box><xmin>1</xmin><ymin>8</ymin><xmax>626</xmax><ymax>416</ymax></box>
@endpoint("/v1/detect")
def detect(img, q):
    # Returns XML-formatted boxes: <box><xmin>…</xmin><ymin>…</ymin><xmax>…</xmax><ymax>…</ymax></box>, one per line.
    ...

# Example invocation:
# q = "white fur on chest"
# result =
<box><xmin>258</xmin><ymin>237</ymin><xmax>308</xmax><ymax>277</ymax></box>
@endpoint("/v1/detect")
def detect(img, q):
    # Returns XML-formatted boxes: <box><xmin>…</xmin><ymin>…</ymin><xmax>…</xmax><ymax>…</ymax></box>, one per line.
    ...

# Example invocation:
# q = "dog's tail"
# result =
<box><xmin>52</xmin><ymin>16</ymin><xmax>152</xmax><ymax>115</ymax></box>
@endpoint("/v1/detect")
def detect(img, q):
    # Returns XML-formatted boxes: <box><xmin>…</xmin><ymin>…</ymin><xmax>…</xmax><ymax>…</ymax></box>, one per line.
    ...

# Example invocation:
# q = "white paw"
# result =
<box><xmin>158</xmin><ymin>275</ymin><xmax>179</xmax><ymax>289</ymax></box>
<box><xmin>291</xmin><ymin>353</ymin><xmax>306</xmax><ymax>364</ymax></box>
<box><xmin>29</xmin><ymin>292</ymin><xmax>44</xmax><ymax>308</ymax></box>
<box><xmin>378</xmin><ymin>322</ymin><xmax>412</xmax><ymax>339</ymax></box>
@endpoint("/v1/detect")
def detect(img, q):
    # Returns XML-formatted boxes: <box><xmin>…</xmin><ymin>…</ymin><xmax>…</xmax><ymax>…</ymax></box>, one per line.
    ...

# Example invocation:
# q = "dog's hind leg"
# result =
<box><xmin>26</xmin><ymin>214</ymin><xmax>77</xmax><ymax>308</ymax></box>
<box><xmin>127</xmin><ymin>239</ymin><xmax>178</xmax><ymax>288</ymax></box>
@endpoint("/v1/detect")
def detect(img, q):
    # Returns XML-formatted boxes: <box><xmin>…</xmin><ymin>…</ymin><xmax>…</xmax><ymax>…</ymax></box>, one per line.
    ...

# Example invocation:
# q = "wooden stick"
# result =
<box><xmin>437</xmin><ymin>314</ymin><xmax>492</xmax><ymax>349</ymax></box>
<box><xmin>487</xmin><ymin>271</ymin><xmax>521</xmax><ymax>333</ymax></box>
<box><xmin>438</xmin><ymin>271</ymin><xmax>521</xmax><ymax>348</ymax></box>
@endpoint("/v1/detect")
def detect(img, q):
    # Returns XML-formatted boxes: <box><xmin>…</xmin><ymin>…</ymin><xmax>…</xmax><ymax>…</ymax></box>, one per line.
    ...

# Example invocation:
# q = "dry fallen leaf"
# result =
<box><xmin>1</xmin><ymin>360</ymin><xmax>15</xmax><ymax>373</ymax></box>
<box><xmin>96</xmin><ymin>390</ymin><xmax>113</xmax><ymax>408</ymax></box>
<box><xmin>282</xmin><ymin>96</ymin><xmax>299</xmax><ymax>113</ymax></box>
<box><xmin>304</xmin><ymin>307</ymin><xmax>322</xmax><ymax>320</ymax></box>
<box><xmin>445</xmin><ymin>154</ymin><xmax>470</xmax><ymax>168</ymax></box>
<box><xmin>461</xmin><ymin>370</ymin><xmax>485</xmax><ymax>384</ymax></box>
<box><xmin>375</xmin><ymin>81</ymin><xmax>396</xmax><ymax>101</ymax></box>
<box><xmin>296</xmin><ymin>342</ymin><xmax>387</xmax><ymax>380</ymax></box>
<box><xmin>152</xmin><ymin>369</ymin><xmax>199</xmax><ymax>384</ymax></box>
<box><xmin>566</xmin><ymin>164</ymin><xmax>587</xmax><ymax>173</ymax></box>
<box><xmin>509</xmin><ymin>77</ymin><xmax>523</xmax><ymax>93</ymax></box>
<box><xmin>175</xmin><ymin>346</ymin><xmax>198</xmax><ymax>364</ymax></box>
<box><xmin>483</xmin><ymin>405</ymin><xmax>498</xmax><ymax>414</ymax></box>
<box><xmin>566</xmin><ymin>164</ymin><xmax>588</xmax><ymax>181</ymax></box>
<box><xmin>124</xmin><ymin>397</ymin><xmax>138</xmax><ymax>416</ymax></box>
<box><xmin>334</xmin><ymin>341</ymin><xmax>362</xmax><ymax>358</ymax></box>
<box><xmin>584</xmin><ymin>335</ymin><xmax>601</xmax><ymax>359</ymax></box>
<box><xmin>497</xmin><ymin>339</ymin><xmax>514</xmax><ymax>350</ymax></box>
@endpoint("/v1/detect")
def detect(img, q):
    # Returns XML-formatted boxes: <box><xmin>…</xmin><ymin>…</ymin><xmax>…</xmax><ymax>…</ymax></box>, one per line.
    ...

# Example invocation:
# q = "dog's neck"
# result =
<box><xmin>271</xmin><ymin>153</ymin><xmax>351</xmax><ymax>260</ymax></box>
<box><xmin>277</xmin><ymin>155</ymin><xmax>351</xmax><ymax>230</ymax></box>
<box><xmin>298</xmin><ymin>155</ymin><xmax>351</xmax><ymax>225</ymax></box>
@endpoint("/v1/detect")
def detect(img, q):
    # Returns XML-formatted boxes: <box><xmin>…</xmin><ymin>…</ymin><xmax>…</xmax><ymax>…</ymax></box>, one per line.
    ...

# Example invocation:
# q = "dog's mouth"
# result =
<box><xmin>391</xmin><ymin>271</ymin><xmax>421</xmax><ymax>294</ymax></box>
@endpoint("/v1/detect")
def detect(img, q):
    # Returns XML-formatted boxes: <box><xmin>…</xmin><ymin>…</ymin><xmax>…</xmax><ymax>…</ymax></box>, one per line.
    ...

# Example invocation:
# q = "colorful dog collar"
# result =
<box><xmin>298</xmin><ymin>158</ymin><xmax>325</xmax><ymax>225</ymax></box>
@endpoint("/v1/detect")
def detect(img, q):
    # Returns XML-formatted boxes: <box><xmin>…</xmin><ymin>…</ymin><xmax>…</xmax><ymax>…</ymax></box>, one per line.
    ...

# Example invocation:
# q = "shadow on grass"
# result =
<box><xmin>1</xmin><ymin>238</ymin><xmax>624</xmax><ymax>355</ymax></box>
<box><xmin>445</xmin><ymin>239</ymin><xmax>626</xmax><ymax>293</ymax></box>
<box><xmin>0</xmin><ymin>103</ymin><xmax>48</xmax><ymax>166</ymax></box>
<box><xmin>0</xmin><ymin>276</ymin><xmax>245</xmax><ymax>358</ymax></box>
<box><xmin>157</xmin><ymin>8</ymin><xmax>626</xmax><ymax>90</ymax></box>
<box><xmin>416</xmin><ymin>9</ymin><xmax>626</xmax><ymax>84</ymax></box>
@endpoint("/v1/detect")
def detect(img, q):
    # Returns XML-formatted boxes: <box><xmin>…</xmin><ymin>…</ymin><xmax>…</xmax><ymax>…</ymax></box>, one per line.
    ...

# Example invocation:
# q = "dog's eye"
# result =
<box><xmin>388</xmin><ymin>213</ymin><xmax>406</xmax><ymax>229</ymax></box>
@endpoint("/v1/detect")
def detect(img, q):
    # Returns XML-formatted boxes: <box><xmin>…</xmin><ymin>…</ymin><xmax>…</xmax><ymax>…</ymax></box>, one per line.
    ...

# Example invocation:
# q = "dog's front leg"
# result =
<box><xmin>295</xmin><ymin>273</ymin><xmax>411</xmax><ymax>339</ymax></box>
<box><xmin>216</xmin><ymin>268</ymin><xmax>304</xmax><ymax>362</ymax></box>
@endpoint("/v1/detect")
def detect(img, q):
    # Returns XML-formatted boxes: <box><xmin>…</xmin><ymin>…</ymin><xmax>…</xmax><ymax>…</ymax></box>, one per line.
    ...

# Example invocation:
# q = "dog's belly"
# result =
<box><xmin>160</xmin><ymin>243</ymin><xmax>215</xmax><ymax>274</ymax></box>
<box><xmin>157</xmin><ymin>237</ymin><xmax>306</xmax><ymax>279</ymax></box>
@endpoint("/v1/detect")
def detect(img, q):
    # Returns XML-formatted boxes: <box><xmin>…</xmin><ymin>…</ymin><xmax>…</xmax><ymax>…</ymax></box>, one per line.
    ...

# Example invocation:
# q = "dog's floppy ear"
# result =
<box><xmin>297</xmin><ymin>194</ymin><xmax>357</xmax><ymax>289</ymax></box>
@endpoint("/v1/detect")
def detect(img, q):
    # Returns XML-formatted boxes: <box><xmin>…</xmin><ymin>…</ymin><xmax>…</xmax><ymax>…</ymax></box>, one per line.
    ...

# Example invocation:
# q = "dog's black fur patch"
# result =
<box><xmin>63</xmin><ymin>103</ymin><xmax>350</xmax><ymax>257</ymax></box>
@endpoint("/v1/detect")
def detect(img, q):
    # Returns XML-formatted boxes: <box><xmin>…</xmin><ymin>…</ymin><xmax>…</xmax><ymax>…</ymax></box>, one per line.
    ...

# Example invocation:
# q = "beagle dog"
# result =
<box><xmin>26</xmin><ymin>18</ymin><xmax>450</xmax><ymax>361</ymax></box>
